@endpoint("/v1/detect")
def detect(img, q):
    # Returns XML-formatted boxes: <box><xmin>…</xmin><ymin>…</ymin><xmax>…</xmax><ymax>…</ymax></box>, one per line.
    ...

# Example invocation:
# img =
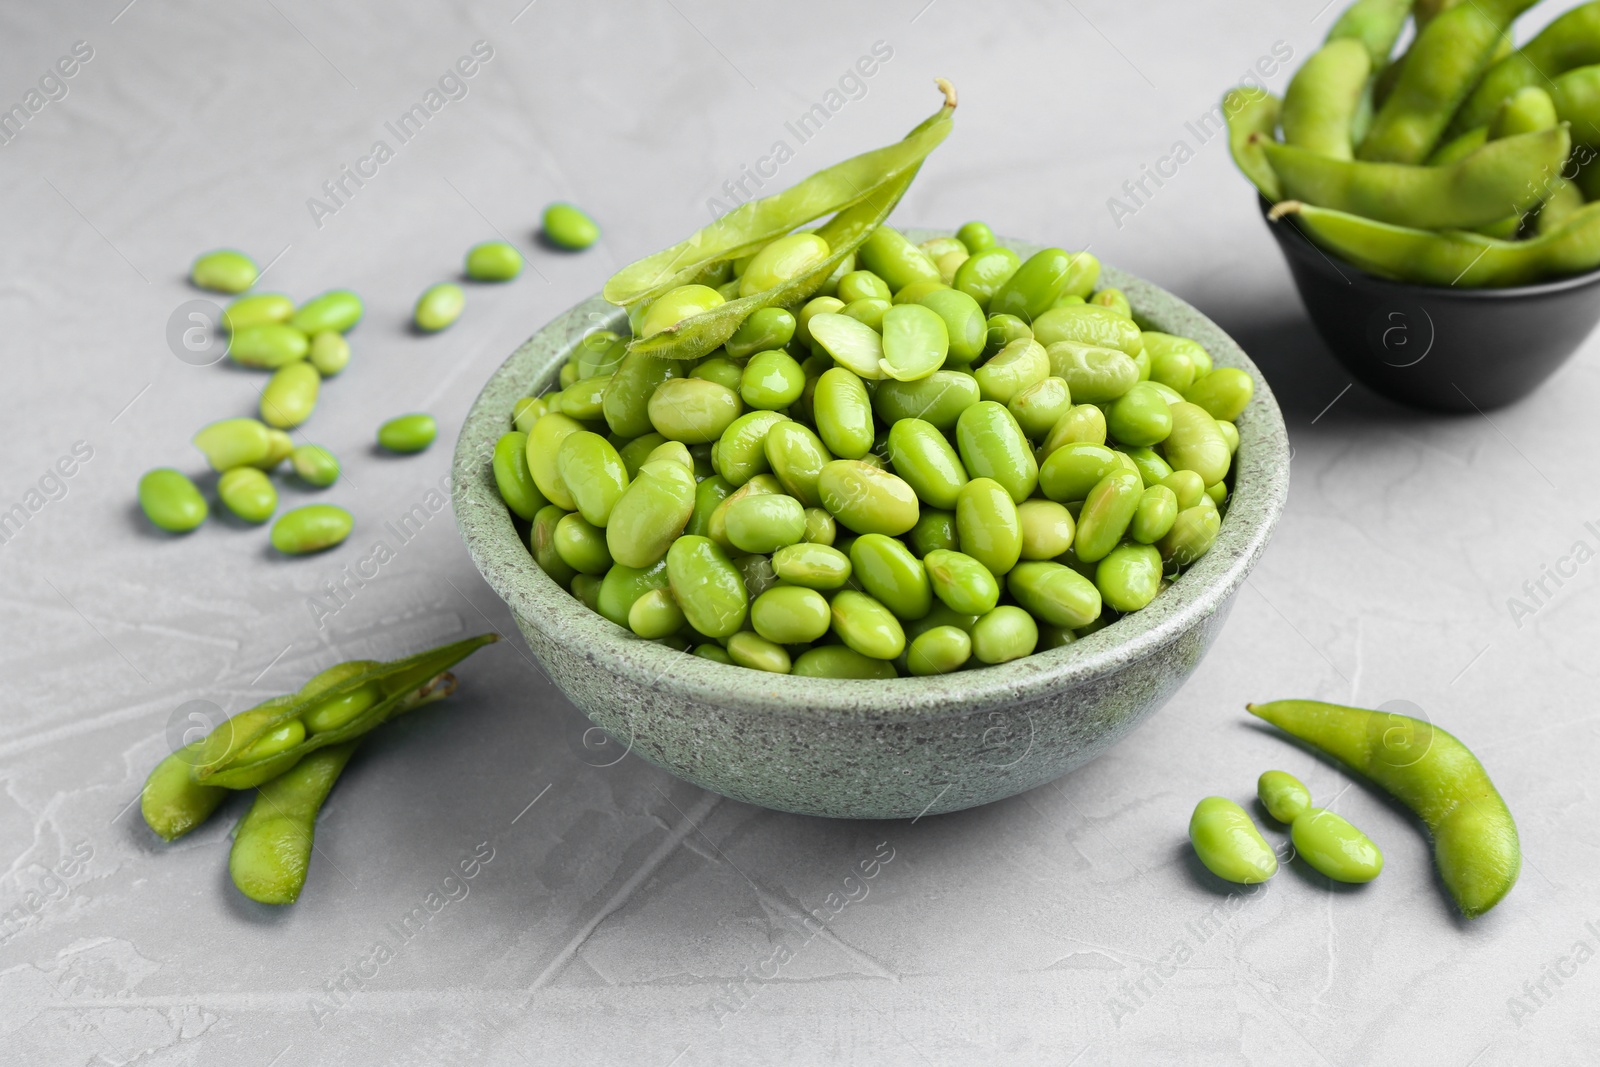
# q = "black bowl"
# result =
<box><xmin>1259</xmin><ymin>195</ymin><xmax>1600</xmax><ymax>411</ymax></box>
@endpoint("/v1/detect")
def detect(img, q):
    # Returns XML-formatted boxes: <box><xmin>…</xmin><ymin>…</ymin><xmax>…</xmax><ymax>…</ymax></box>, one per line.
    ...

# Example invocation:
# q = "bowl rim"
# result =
<box><xmin>451</xmin><ymin>231</ymin><xmax>1291</xmax><ymax>725</ymax></box>
<box><xmin>1257</xmin><ymin>193</ymin><xmax>1600</xmax><ymax>299</ymax></box>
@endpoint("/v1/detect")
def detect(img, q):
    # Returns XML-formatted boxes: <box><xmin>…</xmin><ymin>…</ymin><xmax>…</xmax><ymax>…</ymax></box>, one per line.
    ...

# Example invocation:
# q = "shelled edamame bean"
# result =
<box><xmin>494</xmin><ymin>221</ymin><xmax>1255</xmax><ymax>678</ymax></box>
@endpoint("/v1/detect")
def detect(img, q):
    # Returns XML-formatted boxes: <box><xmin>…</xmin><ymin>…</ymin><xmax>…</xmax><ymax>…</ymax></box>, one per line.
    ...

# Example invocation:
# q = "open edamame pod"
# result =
<box><xmin>229</xmin><ymin>741</ymin><xmax>358</xmax><ymax>904</ymax></box>
<box><xmin>1282</xmin><ymin>39</ymin><xmax>1372</xmax><ymax>160</ymax></box>
<box><xmin>1269</xmin><ymin>198</ymin><xmax>1600</xmax><ymax>287</ymax></box>
<box><xmin>1325</xmin><ymin>0</ymin><xmax>1413</xmax><ymax>67</ymax></box>
<box><xmin>1223</xmin><ymin>87</ymin><xmax>1283</xmax><ymax>201</ymax></box>
<box><xmin>603</xmin><ymin>80</ymin><xmax>956</xmax><ymax>312</ymax></box>
<box><xmin>186</xmin><ymin>634</ymin><xmax>497</xmax><ymax>789</ymax></box>
<box><xmin>1247</xmin><ymin>699</ymin><xmax>1519</xmax><ymax>917</ymax></box>
<box><xmin>1258</xmin><ymin>125</ymin><xmax>1571</xmax><ymax>229</ymax></box>
<box><xmin>1452</xmin><ymin>0</ymin><xmax>1600</xmax><ymax>135</ymax></box>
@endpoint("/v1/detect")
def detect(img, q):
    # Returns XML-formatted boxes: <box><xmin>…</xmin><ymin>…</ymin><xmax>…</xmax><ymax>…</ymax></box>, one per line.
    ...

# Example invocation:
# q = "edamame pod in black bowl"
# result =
<box><xmin>1260</xmin><ymin>195</ymin><xmax>1600</xmax><ymax>411</ymax></box>
<box><xmin>453</xmin><ymin>232</ymin><xmax>1290</xmax><ymax>820</ymax></box>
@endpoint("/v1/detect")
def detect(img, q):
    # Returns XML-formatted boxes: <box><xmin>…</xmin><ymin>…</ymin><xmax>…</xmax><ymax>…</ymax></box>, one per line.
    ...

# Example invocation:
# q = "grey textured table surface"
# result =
<box><xmin>4</xmin><ymin>1</ymin><xmax>1598</xmax><ymax>1064</ymax></box>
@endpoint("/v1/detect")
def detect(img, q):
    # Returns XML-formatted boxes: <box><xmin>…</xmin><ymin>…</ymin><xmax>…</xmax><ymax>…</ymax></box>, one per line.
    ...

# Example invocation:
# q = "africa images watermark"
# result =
<box><xmin>0</xmin><ymin>440</ymin><xmax>95</xmax><ymax>548</ymax></box>
<box><xmin>704</xmin><ymin>40</ymin><xmax>895</xmax><ymax>220</ymax></box>
<box><xmin>1105</xmin><ymin>41</ymin><xmax>1294</xmax><ymax>229</ymax></box>
<box><xmin>306</xmin><ymin>40</ymin><xmax>496</xmax><ymax>229</ymax></box>
<box><xmin>1504</xmin><ymin>518</ymin><xmax>1600</xmax><ymax>629</ymax></box>
<box><xmin>0</xmin><ymin>40</ymin><xmax>95</xmax><ymax>148</ymax></box>
<box><xmin>306</xmin><ymin>472</ymin><xmax>453</xmax><ymax>629</ymax></box>
<box><xmin>1506</xmin><ymin>915</ymin><xmax>1600</xmax><ymax>1028</ymax></box>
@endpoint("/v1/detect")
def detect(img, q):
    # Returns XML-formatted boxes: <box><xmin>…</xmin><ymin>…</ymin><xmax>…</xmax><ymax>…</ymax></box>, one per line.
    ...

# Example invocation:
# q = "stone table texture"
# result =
<box><xmin>2</xmin><ymin>0</ymin><xmax>1596</xmax><ymax>1064</ymax></box>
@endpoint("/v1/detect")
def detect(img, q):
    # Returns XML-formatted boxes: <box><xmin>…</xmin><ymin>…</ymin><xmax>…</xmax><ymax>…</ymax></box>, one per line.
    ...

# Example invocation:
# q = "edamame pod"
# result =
<box><xmin>229</xmin><ymin>741</ymin><xmax>358</xmax><ymax>904</ymax></box>
<box><xmin>1247</xmin><ymin>700</ymin><xmax>1515</xmax><ymax>914</ymax></box>
<box><xmin>1224</xmin><ymin>87</ymin><xmax>1283</xmax><ymax>201</ymax></box>
<box><xmin>141</xmin><ymin>744</ymin><xmax>229</xmax><ymax>841</ymax></box>
<box><xmin>1282</xmin><ymin>39</ymin><xmax>1372</xmax><ymax>160</ymax></box>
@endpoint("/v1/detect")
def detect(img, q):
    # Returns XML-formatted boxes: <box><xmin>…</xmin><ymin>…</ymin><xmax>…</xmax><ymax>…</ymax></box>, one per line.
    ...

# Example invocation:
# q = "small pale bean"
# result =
<box><xmin>218</xmin><ymin>467</ymin><xmax>278</xmax><ymax>524</ymax></box>
<box><xmin>466</xmin><ymin>240</ymin><xmax>524</xmax><ymax>281</ymax></box>
<box><xmin>543</xmin><ymin>202</ymin><xmax>600</xmax><ymax>250</ymax></box>
<box><xmin>270</xmin><ymin>504</ymin><xmax>353</xmax><ymax>555</ymax></box>
<box><xmin>138</xmin><ymin>469</ymin><xmax>208</xmax><ymax>532</ymax></box>
<box><xmin>191</xmin><ymin>249</ymin><xmax>258</xmax><ymax>293</ymax></box>
<box><xmin>1189</xmin><ymin>797</ymin><xmax>1278</xmax><ymax>884</ymax></box>
<box><xmin>377</xmin><ymin>413</ymin><xmax>437</xmax><ymax>454</ymax></box>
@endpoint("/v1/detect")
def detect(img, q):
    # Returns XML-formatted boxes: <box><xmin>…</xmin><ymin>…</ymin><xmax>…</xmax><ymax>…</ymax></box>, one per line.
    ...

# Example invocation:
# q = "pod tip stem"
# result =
<box><xmin>1266</xmin><ymin>201</ymin><xmax>1303</xmax><ymax>222</ymax></box>
<box><xmin>935</xmin><ymin>78</ymin><xmax>957</xmax><ymax>109</ymax></box>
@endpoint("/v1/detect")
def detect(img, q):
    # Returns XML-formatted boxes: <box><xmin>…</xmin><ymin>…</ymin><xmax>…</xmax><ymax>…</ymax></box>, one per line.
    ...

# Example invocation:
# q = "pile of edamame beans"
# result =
<box><xmin>496</xmin><ymin>222</ymin><xmax>1256</xmax><ymax>679</ymax></box>
<box><xmin>1230</xmin><ymin>0</ymin><xmax>1600</xmax><ymax>286</ymax></box>
<box><xmin>139</xmin><ymin>201</ymin><xmax>601</xmax><ymax>554</ymax></box>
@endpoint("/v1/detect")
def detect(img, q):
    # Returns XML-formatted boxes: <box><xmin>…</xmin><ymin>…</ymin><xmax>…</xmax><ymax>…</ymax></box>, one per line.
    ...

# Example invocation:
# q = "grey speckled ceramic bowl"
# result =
<box><xmin>453</xmin><ymin>233</ymin><xmax>1290</xmax><ymax>819</ymax></box>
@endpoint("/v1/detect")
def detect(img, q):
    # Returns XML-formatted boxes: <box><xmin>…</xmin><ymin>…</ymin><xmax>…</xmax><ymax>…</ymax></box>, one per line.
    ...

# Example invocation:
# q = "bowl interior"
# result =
<box><xmin>452</xmin><ymin>233</ymin><xmax>1291</xmax><ymax>723</ymax></box>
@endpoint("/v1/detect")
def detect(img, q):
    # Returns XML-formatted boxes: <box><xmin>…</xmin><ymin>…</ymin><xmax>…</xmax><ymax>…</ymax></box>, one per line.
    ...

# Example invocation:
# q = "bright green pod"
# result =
<box><xmin>308</xmin><ymin>331</ymin><xmax>350</xmax><ymax>377</ymax></box>
<box><xmin>606</xmin><ymin>459</ymin><xmax>696</xmax><ymax>568</ymax></box>
<box><xmin>140</xmin><ymin>744</ymin><xmax>228</xmax><ymax>840</ymax></box>
<box><xmin>1257</xmin><ymin>769</ymin><xmax>1313</xmax><ymax>823</ymax></box>
<box><xmin>137</xmin><ymin>468</ymin><xmax>208</xmax><ymax>533</ymax></box>
<box><xmin>764</xmin><ymin>421</ymin><xmax>833</xmax><ymax>507</ymax></box>
<box><xmin>837</xmin><ymin>270</ymin><xmax>893</xmax><ymax>304</ymax></box>
<box><xmin>1189</xmin><ymin>797</ymin><xmax>1278</xmax><ymax>884</ymax></box>
<box><xmin>530</xmin><ymin>505</ymin><xmax>578</xmax><ymax>586</ymax></box>
<box><xmin>1106</xmin><ymin>382</ymin><xmax>1173</xmax><ymax>447</ymax></box>
<box><xmin>1045</xmin><ymin>342</ymin><xmax>1140</xmax><ymax>403</ymax></box>
<box><xmin>1016</xmin><ymin>499</ymin><xmax>1074</xmax><ymax>560</ymax></box>
<box><xmin>953</xmin><ymin>246</ymin><xmax>1022</xmax><ymax>310</ymax></box>
<box><xmin>1158</xmin><ymin>504</ymin><xmax>1222</xmax><ymax>568</ymax></box>
<box><xmin>879</xmin><ymin>303</ymin><xmax>949</xmax><ymax>381</ymax></box>
<box><xmin>604</xmin><ymin>351</ymin><xmax>685</xmax><ymax>438</ymax></box>
<box><xmin>1130</xmin><ymin>485</ymin><xmax>1179</xmax><ymax>544</ymax></box>
<box><xmin>850</xmin><ymin>534</ymin><xmax>931</xmax><ymax>620</ymax></box>
<box><xmin>191</xmin><ymin>249</ymin><xmax>258</xmax><ymax>293</ymax></box>
<box><xmin>886</xmin><ymin>418</ymin><xmax>968</xmax><ymax>509</ymax></box>
<box><xmin>685</xmin><ymin>475</ymin><xmax>733</xmax><ymax>538</ymax></box>
<box><xmin>725</xmin><ymin>493</ymin><xmax>807</xmax><ymax>553</ymax></box>
<box><xmin>974</xmin><ymin>338</ymin><xmax>1049</xmax><ymax>405</ymax></box>
<box><xmin>817</xmin><ymin>460</ymin><xmax>919</xmax><ymax>536</ymax></box>
<box><xmin>1008</xmin><ymin>376</ymin><xmax>1072</xmax><ymax>441</ymax></box>
<box><xmin>906</xmin><ymin>625</ymin><xmax>973</xmax><ymax>675</ymax></box>
<box><xmin>270</xmin><ymin>504</ymin><xmax>353</xmax><ymax>555</ymax></box>
<box><xmin>466</xmin><ymin>240</ymin><xmax>524</xmax><ymax>281</ymax></box>
<box><xmin>813</xmin><ymin>367</ymin><xmax>875</xmax><ymax>460</ymax></box>
<box><xmin>1007</xmin><ymin>561</ymin><xmax>1103</xmax><ymax>629</ymax></box>
<box><xmin>956</xmin><ymin>221</ymin><xmax>995</xmax><ymax>254</ymax></box>
<box><xmin>751</xmin><ymin>585</ymin><xmax>833</xmax><ymax>644</ymax></box>
<box><xmin>596</xmin><ymin>558</ymin><xmax>670</xmax><ymax>627</ymax></box>
<box><xmin>648</xmin><ymin>378</ymin><xmax>743</xmax><ymax>444</ymax></box>
<box><xmin>829</xmin><ymin>589</ymin><xmax>906</xmax><ymax>660</ymax></box>
<box><xmin>858</xmin><ymin>226</ymin><xmax>942</xmax><ymax>293</ymax></box>
<box><xmin>260</xmin><ymin>361</ymin><xmax>320</xmax><ymax>429</ymax></box>
<box><xmin>414</xmin><ymin>283</ymin><xmax>465</xmax><ymax>332</ymax></box>
<box><xmin>1292</xmin><ymin>808</ymin><xmax>1385</xmax><ymax>883</ymax></box>
<box><xmin>923</xmin><ymin>549</ymin><xmax>1000</xmax><ymax>615</ymax></box>
<box><xmin>223</xmin><ymin>293</ymin><xmax>294</xmax><ymax>333</ymax></box>
<box><xmin>543</xmin><ymin>202</ymin><xmax>600</xmax><ymax>250</ymax></box>
<box><xmin>193</xmin><ymin>417</ymin><xmax>273</xmax><ymax>471</ymax></box>
<box><xmin>740</xmin><ymin>233</ymin><xmax>831</xmax><ymax>297</ymax></box>
<box><xmin>908</xmin><ymin>509</ymin><xmax>959</xmax><ymax>555</ymax></box>
<box><xmin>916</xmin><ymin>288</ymin><xmax>986</xmax><ymax>363</ymax></box>
<box><xmin>377</xmin><ymin>413</ymin><xmax>437</xmax><ymax>454</ymax></box>
<box><xmin>617</xmin><ymin>432</ymin><xmax>669</xmax><ymax>478</ymax></box>
<box><xmin>1038</xmin><ymin>442</ymin><xmax>1118</xmax><ymax>503</ymax></box>
<box><xmin>772</xmin><ymin>542</ymin><xmax>852</xmax><ymax>590</ymax></box>
<box><xmin>955</xmin><ymin>402</ymin><xmax>1038</xmax><ymax>504</ymax></box>
<box><xmin>741</xmin><ymin>349</ymin><xmax>806</xmax><ymax>410</ymax></box>
<box><xmin>556</xmin><ymin>431</ymin><xmax>630</xmax><ymax>527</ymax></box>
<box><xmin>229</xmin><ymin>322</ymin><xmax>310</xmax><ymax>369</ymax></box>
<box><xmin>491</xmin><ymin>433</ymin><xmax>542</xmax><ymax>520</ymax></box>
<box><xmin>693</xmin><ymin>356</ymin><xmax>745</xmax><ymax>393</ymax></box>
<box><xmin>716</xmin><ymin>410</ymin><xmax>789</xmax><ymax>486</ymax></box>
<box><xmin>667</xmin><ymin>535</ymin><xmax>748</xmax><ymax>638</ymax></box>
<box><xmin>628</xmin><ymin>588</ymin><xmax>685</xmax><ymax>639</ymax></box>
<box><xmin>1161</xmin><ymin>469</ymin><xmax>1207</xmax><ymax>510</ymax></box>
<box><xmin>792</xmin><ymin>645</ymin><xmax>898</xmax><ymax>679</ymax></box>
<box><xmin>218</xmin><ymin>467</ymin><xmax>278</xmax><ymax>524</ymax></box>
<box><xmin>1033</xmin><ymin>305</ymin><xmax>1143</xmax><ymax>356</ymax></box>
<box><xmin>970</xmin><ymin>605</ymin><xmax>1038</xmax><ymax>664</ymax></box>
<box><xmin>988</xmin><ymin>248</ymin><xmax>1080</xmax><ymax>322</ymax></box>
<box><xmin>554</xmin><ymin>513</ymin><xmax>613</xmax><ymax>576</ymax></box>
<box><xmin>872</xmin><ymin>371</ymin><xmax>981</xmax><ymax>431</ymax></box>
<box><xmin>1184</xmin><ymin>368</ymin><xmax>1255</xmax><ymax>422</ymax></box>
<box><xmin>1039</xmin><ymin>405</ymin><xmax>1108</xmax><ymax>457</ymax></box>
<box><xmin>290</xmin><ymin>290</ymin><xmax>363</xmax><ymax>335</ymax></box>
<box><xmin>1163</xmin><ymin>402</ymin><xmax>1232</xmax><ymax>485</ymax></box>
<box><xmin>1095</xmin><ymin>542</ymin><xmax>1163</xmax><ymax>612</ymax></box>
<box><xmin>954</xmin><ymin>478</ymin><xmax>1022</xmax><ymax>577</ymax></box>
<box><xmin>1074</xmin><ymin>469</ymin><xmax>1143</xmax><ymax>562</ymax></box>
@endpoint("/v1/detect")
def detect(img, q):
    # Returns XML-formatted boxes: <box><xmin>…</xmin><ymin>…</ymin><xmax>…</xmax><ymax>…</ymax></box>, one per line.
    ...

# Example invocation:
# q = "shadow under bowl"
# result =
<box><xmin>1260</xmin><ymin>195</ymin><xmax>1600</xmax><ymax>412</ymax></box>
<box><xmin>452</xmin><ymin>233</ymin><xmax>1290</xmax><ymax>820</ymax></box>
